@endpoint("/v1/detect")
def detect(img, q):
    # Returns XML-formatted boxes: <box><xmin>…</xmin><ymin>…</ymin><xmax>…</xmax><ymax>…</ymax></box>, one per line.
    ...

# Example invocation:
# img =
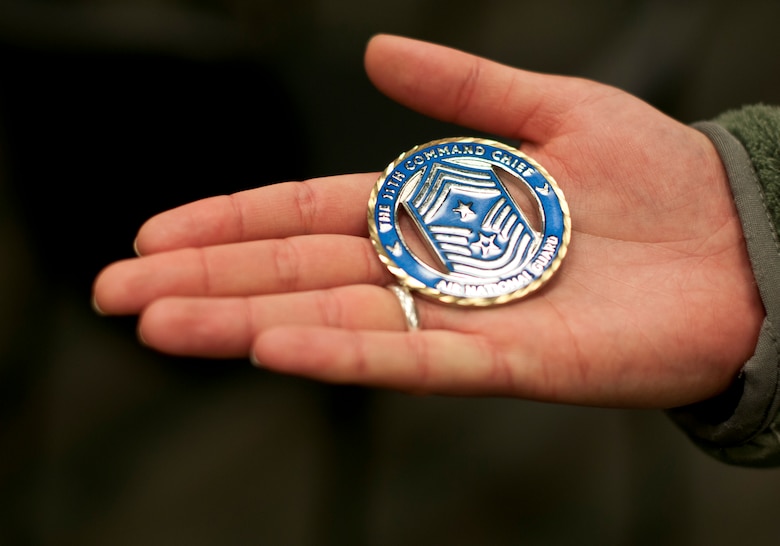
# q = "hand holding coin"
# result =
<box><xmin>93</xmin><ymin>35</ymin><xmax>762</xmax><ymax>409</ymax></box>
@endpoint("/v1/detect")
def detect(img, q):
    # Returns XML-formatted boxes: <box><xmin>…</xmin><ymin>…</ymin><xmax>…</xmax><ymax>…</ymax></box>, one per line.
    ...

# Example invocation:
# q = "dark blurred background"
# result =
<box><xmin>2</xmin><ymin>1</ymin><xmax>780</xmax><ymax>545</ymax></box>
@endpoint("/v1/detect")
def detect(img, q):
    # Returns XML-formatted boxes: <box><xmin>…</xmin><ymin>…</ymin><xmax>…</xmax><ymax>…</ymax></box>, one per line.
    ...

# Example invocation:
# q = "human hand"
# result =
<box><xmin>92</xmin><ymin>34</ymin><xmax>763</xmax><ymax>408</ymax></box>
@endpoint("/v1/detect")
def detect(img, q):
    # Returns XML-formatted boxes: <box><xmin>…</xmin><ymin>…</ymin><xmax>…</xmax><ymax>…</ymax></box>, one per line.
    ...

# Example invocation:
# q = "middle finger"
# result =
<box><xmin>93</xmin><ymin>234</ymin><xmax>392</xmax><ymax>314</ymax></box>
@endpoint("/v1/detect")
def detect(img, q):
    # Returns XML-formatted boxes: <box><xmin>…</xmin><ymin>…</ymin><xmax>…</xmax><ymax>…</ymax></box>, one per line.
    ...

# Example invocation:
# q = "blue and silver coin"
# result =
<box><xmin>368</xmin><ymin>137</ymin><xmax>570</xmax><ymax>306</ymax></box>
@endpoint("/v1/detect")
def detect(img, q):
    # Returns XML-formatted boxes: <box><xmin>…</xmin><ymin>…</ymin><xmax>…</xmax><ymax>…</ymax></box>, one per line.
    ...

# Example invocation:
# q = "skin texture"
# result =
<box><xmin>93</xmin><ymin>34</ymin><xmax>764</xmax><ymax>409</ymax></box>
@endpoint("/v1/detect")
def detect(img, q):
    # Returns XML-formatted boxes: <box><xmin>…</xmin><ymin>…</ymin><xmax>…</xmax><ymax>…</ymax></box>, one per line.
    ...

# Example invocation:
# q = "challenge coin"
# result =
<box><xmin>368</xmin><ymin>137</ymin><xmax>570</xmax><ymax>306</ymax></box>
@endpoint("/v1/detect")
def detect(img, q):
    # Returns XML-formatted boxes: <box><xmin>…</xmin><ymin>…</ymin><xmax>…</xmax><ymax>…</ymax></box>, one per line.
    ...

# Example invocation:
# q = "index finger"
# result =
<box><xmin>136</xmin><ymin>172</ymin><xmax>377</xmax><ymax>255</ymax></box>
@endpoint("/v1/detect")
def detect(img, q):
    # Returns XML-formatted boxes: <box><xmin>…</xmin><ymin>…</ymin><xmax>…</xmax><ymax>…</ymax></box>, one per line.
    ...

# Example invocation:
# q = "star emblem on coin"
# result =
<box><xmin>470</xmin><ymin>232</ymin><xmax>501</xmax><ymax>258</ymax></box>
<box><xmin>452</xmin><ymin>200</ymin><xmax>476</xmax><ymax>221</ymax></box>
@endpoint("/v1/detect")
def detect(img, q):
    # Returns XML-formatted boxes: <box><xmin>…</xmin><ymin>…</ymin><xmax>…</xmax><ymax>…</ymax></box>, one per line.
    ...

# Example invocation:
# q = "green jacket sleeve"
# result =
<box><xmin>667</xmin><ymin>105</ymin><xmax>780</xmax><ymax>467</ymax></box>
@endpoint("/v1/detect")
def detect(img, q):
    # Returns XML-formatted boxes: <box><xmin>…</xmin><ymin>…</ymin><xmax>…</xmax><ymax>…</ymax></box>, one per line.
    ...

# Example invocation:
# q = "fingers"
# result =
<box><xmin>252</xmin><ymin>327</ymin><xmax>512</xmax><ymax>396</ymax></box>
<box><xmin>364</xmin><ymin>34</ymin><xmax>591</xmax><ymax>143</ymax></box>
<box><xmin>137</xmin><ymin>285</ymin><xmax>422</xmax><ymax>358</ymax></box>
<box><xmin>135</xmin><ymin>173</ymin><xmax>377</xmax><ymax>255</ymax></box>
<box><xmin>137</xmin><ymin>285</ymin><xmax>517</xmax><ymax>397</ymax></box>
<box><xmin>93</xmin><ymin>234</ymin><xmax>391</xmax><ymax>315</ymax></box>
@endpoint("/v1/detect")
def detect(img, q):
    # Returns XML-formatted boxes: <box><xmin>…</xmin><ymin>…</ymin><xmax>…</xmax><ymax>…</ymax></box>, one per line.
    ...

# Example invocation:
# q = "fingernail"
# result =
<box><xmin>91</xmin><ymin>294</ymin><xmax>106</xmax><ymax>316</ymax></box>
<box><xmin>133</xmin><ymin>237</ymin><xmax>142</xmax><ymax>257</ymax></box>
<box><xmin>249</xmin><ymin>351</ymin><xmax>262</xmax><ymax>367</ymax></box>
<box><xmin>137</xmin><ymin>325</ymin><xmax>150</xmax><ymax>348</ymax></box>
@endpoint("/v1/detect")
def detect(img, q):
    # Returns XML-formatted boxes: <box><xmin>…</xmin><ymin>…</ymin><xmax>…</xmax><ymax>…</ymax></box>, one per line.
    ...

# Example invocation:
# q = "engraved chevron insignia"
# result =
<box><xmin>402</xmin><ymin>159</ymin><xmax>540</xmax><ymax>281</ymax></box>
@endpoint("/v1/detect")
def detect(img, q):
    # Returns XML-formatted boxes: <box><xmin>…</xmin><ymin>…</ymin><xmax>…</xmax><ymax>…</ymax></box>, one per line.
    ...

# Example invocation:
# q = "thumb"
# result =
<box><xmin>364</xmin><ymin>34</ymin><xmax>591</xmax><ymax>143</ymax></box>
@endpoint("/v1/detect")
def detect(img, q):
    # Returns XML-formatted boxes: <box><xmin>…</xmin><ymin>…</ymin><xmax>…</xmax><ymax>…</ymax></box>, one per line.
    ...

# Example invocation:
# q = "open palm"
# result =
<box><xmin>93</xmin><ymin>35</ymin><xmax>762</xmax><ymax>408</ymax></box>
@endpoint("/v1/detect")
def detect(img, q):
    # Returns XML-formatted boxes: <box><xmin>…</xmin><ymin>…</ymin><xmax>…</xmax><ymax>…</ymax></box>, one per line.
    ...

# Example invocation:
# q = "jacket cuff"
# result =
<box><xmin>667</xmin><ymin>112</ymin><xmax>780</xmax><ymax>467</ymax></box>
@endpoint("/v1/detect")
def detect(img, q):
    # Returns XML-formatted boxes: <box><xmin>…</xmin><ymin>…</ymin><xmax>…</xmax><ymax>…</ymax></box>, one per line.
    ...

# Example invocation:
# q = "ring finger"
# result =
<box><xmin>93</xmin><ymin>234</ymin><xmax>392</xmax><ymax>315</ymax></box>
<box><xmin>137</xmin><ymin>284</ymin><xmax>432</xmax><ymax>357</ymax></box>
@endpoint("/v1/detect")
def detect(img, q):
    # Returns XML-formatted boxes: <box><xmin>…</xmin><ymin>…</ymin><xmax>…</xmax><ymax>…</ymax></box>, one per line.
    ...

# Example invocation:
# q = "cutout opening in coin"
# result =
<box><xmin>397</xmin><ymin>207</ymin><xmax>449</xmax><ymax>274</ymax></box>
<box><xmin>494</xmin><ymin>166</ymin><xmax>542</xmax><ymax>234</ymax></box>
